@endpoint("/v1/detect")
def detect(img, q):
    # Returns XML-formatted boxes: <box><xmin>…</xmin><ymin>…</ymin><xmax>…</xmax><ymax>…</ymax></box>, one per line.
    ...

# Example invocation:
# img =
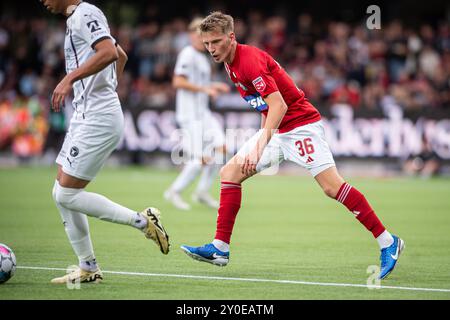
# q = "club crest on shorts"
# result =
<box><xmin>252</xmin><ymin>76</ymin><xmax>266</xmax><ymax>93</ymax></box>
<box><xmin>70</xmin><ymin>146</ymin><xmax>79</xmax><ymax>157</ymax></box>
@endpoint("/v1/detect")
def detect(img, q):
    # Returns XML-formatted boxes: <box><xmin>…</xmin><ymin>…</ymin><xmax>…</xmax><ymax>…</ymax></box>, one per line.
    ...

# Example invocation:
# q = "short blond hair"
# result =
<box><xmin>188</xmin><ymin>17</ymin><xmax>204</xmax><ymax>32</ymax></box>
<box><xmin>199</xmin><ymin>11</ymin><xmax>234</xmax><ymax>34</ymax></box>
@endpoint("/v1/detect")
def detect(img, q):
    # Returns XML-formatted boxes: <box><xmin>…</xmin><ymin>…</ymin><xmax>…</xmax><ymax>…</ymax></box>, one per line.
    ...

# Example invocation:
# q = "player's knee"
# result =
<box><xmin>322</xmin><ymin>186</ymin><xmax>338</xmax><ymax>199</ymax></box>
<box><xmin>220</xmin><ymin>163</ymin><xmax>246</xmax><ymax>183</ymax></box>
<box><xmin>192</xmin><ymin>161</ymin><xmax>203</xmax><ymax>172</ymax></box>
<box><xmin>219</xmin><ymin>165</ymin><xmax>228</xmax><ymax>180</ymax></box>
<box><xmin>220</xmin><ymin>164</ymin><xmax>236</xmax><ymax>182</ymax></box>
<box><xmin>53</xmin><ymin>183</ymin><xmax>80</xmax><ymax>209</ymax></box>
<box><xmin>53</xmin><ymin>188</ymin><xmax>71</xmax><ymax>208</ymax></box>
<box><xmin>215</xmin><ymin>145</ymin><xmax>227</xmax><ymax>156</ymax></box>
<box><xmin>186</xmin><ymin>159</ymin><xmax>202</xmax><ymax>170</ymax></box>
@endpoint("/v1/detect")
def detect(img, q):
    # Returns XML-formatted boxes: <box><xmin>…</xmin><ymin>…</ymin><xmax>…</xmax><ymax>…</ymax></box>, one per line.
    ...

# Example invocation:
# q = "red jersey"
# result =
<box><xmin>224</xmin><ymin>43</ymin><xmax>321</xmax><ymax>133</ymax></box>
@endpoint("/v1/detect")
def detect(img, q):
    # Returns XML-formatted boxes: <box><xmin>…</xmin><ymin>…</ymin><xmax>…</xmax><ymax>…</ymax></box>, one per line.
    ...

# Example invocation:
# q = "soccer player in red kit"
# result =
<box><xmin>181</xmin><ymin>12</ymin><xmax>404</xmax><ymax>279</ymax></box>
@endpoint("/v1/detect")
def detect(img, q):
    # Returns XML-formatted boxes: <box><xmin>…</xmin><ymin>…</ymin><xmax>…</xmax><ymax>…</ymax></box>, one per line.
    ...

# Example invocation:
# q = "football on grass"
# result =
<box><xmin>0</xmin><ymin>243</ymin><xmax>16</xmax><ymax>284</ymax></box>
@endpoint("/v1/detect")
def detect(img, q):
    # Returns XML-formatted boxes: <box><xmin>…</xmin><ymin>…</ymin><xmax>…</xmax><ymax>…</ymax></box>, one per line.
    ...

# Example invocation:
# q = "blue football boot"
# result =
<box><xmin>181</xmin><ymin>243</ymin><xmax>229</xmax><ymax>266</ymax></box>
<box><xmin>379</xmin><ymin>235</ymin><xmax>405</xmax><ymax>279</ymax></box>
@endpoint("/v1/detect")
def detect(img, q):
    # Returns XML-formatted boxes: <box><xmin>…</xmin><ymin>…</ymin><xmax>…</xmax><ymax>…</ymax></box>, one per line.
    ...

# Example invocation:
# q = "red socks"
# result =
<box><xmin>214</xmin><ymin>182</ymin><xmax>242</xmax><ymax>244</ymax></box>
<box><xmin>336</xmin><ymin>183</ymin><xmax>386</xmax><ymax>238</ymax></box>
<box><xmin>214</xmin><ymin>181</ymin><xmax>385</xmax><ymax>244</ymax></box>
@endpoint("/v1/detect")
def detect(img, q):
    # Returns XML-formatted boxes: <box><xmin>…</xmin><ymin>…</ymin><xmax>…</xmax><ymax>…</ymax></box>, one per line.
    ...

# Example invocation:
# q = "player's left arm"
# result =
<box><xmin>116</xmin><ymin>44</ymin><xmax>128</xmax><ymax>82</ymax></box>
<box><xmin>52</xmin><ymin>39</ymin><xmax>118</xmax><ymax>111</ymax></box>
<box><xmin>261</xmin><ymin>91</ymin><xmax>287</xmax><ymax>137</ymax></box>
<box><xmin>242</xmin><ymin>91</ymin><xmax>287</xmax><ymax>176</ymax></box>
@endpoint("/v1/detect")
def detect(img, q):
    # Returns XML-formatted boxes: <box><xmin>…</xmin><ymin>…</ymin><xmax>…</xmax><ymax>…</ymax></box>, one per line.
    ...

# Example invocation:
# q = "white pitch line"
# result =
<box><xmin>17</xmin><ymin>266</ymin><xmax>450</xmax><ymax>293</ymax></box>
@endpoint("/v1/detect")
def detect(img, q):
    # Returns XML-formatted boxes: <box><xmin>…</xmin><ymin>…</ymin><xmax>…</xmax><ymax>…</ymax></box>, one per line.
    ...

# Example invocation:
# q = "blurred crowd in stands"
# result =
<box><xmin>0</xmin><ymin>4</ymin><xmax>449</xmax><ymax>159</ymax></box>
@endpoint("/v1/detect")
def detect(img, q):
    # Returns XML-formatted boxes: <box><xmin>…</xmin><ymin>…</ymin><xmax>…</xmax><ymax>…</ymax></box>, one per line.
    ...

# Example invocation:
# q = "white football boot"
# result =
<box><xmin>192</xmin><ymin>192</ymin><xmax>219</xmax><ymax>209</ymax></box>
<box><xmin>164</xmin><ymin>190</ymin><xmax>191</xmax><ymax>210</ymax></box>
<box><xmin>51</xmin><ymin>267</ymin><xmax>103</xmax><ymax>284</ymax></box>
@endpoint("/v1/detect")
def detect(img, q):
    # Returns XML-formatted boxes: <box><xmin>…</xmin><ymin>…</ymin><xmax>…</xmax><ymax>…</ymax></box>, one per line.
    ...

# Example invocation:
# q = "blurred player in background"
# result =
<box><xmin>164</xmin><ymin>18</ymin><xmax>230</xmax><ymax>211</ymax></box>
<box><xmin>40</xmin><ymin>0</ymin><xmax>170</xmax><ymax>284</ymax></box>
<box><xmin>403</xmin><ymin>134</ymin><xmax>442</xmax><ymax>178</ymax></box>
<box><xmin>181</xmin><ymin>12</ymin><xmax>405</xmax><ymax>280</ymax></box>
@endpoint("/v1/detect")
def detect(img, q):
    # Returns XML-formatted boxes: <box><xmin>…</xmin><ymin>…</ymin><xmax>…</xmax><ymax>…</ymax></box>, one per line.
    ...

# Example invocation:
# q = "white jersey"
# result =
<box><xmin>64</xmin><ymin>2</ymin><xmax>120</xmax><ymax>123</ymax></box>
<box><xmin>174</xmin><ymin>45</ymin><xmax>211</xmax><ymax>123</ymax></box>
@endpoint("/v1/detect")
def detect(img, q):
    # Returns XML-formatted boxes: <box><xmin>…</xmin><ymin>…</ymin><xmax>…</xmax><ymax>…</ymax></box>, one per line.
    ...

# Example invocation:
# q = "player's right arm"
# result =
<box><xmin>65</xmin><ymin>39</ymin><xmax>118</xmax><ymax>83</ymax></box>
<box><xmin>52</xmin><ymin>7</ymin><xmax>119</xmax><ymax>111</ymax></box>
<box><xmin>52</xmin><ymin>39</ymin><xmax>118</xmax><ymax>111</ymax></box>
<box><xmin>173</xmin><ymin>48</ymin><xmax>222</xmax><ymax>99</ymax></box>
<box><xmin>172</xmin><ymin>75</ymin><xmax>220</xmax><ymax>98</ymax></box>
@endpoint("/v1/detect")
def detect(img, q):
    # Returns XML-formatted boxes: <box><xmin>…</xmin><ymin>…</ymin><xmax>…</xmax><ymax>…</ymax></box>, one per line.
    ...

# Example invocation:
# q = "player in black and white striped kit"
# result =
<box><xmin>40</xmin><ymin>0</ymin><xmax>170</xmax><ymax>284</ymax></box>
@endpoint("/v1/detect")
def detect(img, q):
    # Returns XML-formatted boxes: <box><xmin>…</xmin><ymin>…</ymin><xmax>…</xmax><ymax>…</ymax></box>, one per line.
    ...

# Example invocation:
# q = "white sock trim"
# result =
<box><xmin>79</xmin><ymin>259</ymin><xmax>98</xmax><ymax>272</ymax></box>
<box><xmin>376</xmin><ymin>230</ymin><xmax>394</xmax><ymax>249</ymax></box>
<box><xmin>212</xmin><ymin>239</ymin><xmax>230</xmax><ymax>252</ymax></box>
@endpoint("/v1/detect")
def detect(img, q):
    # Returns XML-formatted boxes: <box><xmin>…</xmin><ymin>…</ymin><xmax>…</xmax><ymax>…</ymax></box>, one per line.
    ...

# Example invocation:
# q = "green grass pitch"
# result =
<box><xmin>0</xmin><ymin>166</ymin><xmax>449</xmax><ymax>299</ymax></box>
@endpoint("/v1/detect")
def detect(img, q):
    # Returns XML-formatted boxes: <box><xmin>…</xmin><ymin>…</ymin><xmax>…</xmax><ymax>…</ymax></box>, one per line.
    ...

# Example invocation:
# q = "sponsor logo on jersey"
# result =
<box><xmin>87</xmin><ymin>20</ymin><xmax>101</xmax><ymax>33</ymax></box>
<box><xmin>252</xmin><ymin>76</ymin><xmax>266</xmax><ymax>93</ymax></box>
<box><xmin>244</xmin><ymin>93</ymin><xmax>268</xmax><ymax>112</ymax></box>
